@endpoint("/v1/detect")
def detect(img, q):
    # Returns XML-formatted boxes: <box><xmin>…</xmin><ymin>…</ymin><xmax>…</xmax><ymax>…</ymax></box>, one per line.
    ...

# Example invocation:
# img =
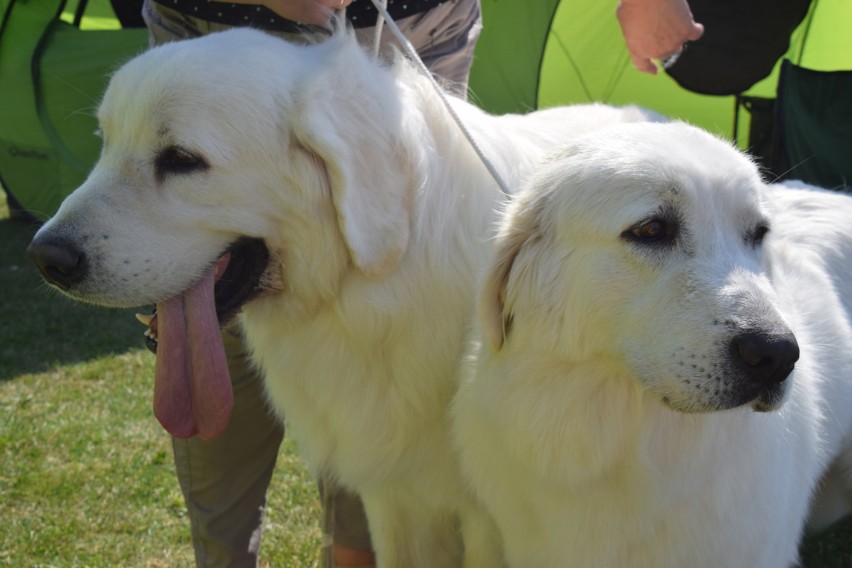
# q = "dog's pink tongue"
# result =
<box><xmin>153</xmin><ymin>267</ymin><xmax>233</xmax><ymax>440</ymax></box>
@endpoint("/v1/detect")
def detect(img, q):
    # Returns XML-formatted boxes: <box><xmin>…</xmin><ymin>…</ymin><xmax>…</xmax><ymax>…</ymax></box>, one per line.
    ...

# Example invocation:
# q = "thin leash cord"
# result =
<box><xmin>367</xmin><ymin>0</ymin><xmax>513</xmax><ymax>197</ymax></box>
<box><xmin>371</xmin><ymin>0</ymin><xmax>387</xmax><ymax>56</ymax></box>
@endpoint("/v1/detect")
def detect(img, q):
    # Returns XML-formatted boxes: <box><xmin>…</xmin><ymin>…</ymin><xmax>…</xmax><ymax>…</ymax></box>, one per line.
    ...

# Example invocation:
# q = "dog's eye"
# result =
<box><xmin>748</xmin><ymin>223</ymin><xmax>770</xmax><ymax>247</ymax></box>
<box><xmin>155</xmin><ymin>146</ymin><xmax>208</xmax><ymax>180</ymax></box>
<box><xmin>622</xmin><ymin>217</ymin><xmax>677</xmax><ymax>246</ymax></box>
<box><xmin>632</xmin><ymin>220</ymin><xmax>665</xmax><ymax>239</ymax></box>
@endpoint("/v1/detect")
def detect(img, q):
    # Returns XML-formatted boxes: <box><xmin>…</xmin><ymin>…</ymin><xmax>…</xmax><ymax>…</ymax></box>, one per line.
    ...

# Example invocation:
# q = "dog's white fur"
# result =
<box><xmin>30</xmin><ymin>28</ymin><xmax>663</xmax><ymax>565</ymax></box>
<box><xmin>451</xmin><ymin>121</ymin><xmax>852</xmax><ymax>567</ymax></box>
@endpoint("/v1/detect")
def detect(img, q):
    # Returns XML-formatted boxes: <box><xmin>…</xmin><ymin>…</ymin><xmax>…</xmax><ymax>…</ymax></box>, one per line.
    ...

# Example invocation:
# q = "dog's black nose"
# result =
<box><xmin>731</xmin><ymin>331</ymin><xmax>799</xmax><ymax>385</ymax></box>
<box><xmin>27</xmin><ymin>237</ymin><xmax>88</xmax><ymax>291</ymax></box>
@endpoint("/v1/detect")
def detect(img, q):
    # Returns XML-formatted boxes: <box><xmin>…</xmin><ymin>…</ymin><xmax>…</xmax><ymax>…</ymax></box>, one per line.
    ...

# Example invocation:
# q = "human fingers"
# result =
<box><xmin>686</xmin><ymin>21</ymin><xmax>704</xmax><ymax>42</ymax></box>
<box><xmin>631</xmin><ymin>54</ymin><xmax>659</xmax><ymax>75</ymax></box>
<box><xmin>616</xmin><ymin>0</ymin><xmax>702</xmax><ymax>65</ymax></box>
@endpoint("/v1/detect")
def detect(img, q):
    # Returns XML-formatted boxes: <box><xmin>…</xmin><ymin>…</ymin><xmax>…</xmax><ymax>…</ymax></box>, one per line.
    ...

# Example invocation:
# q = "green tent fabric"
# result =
<box><xmin>2</xmin><ymin>0</ymin><xmax>851</xmax><ymax>219</ymax></box>
<box><xmin>470</xmin><ymin>0</ymin><xmax>730</xmax><ymax>135</ymax></box>
<box><xmin>775</xmin><ymin>61</ymin><xmax>852</xmax><ymax>189</ymax></box>
<box><xmin>0</xmin><ymin>0</ymin><xmax>146</xmax><ymax>220</ymax></box>
<box><xmin>469</xmin><ymin>0</ymin><xmax>852</xmax><ymax>143</ymax></box>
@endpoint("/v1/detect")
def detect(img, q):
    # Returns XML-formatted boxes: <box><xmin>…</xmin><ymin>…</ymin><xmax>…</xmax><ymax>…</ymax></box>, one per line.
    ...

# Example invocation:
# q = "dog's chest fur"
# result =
<box><xmin>462</xmin><ymin>355</ymin><xmax>822</xmax><ymax>567</ymax></box>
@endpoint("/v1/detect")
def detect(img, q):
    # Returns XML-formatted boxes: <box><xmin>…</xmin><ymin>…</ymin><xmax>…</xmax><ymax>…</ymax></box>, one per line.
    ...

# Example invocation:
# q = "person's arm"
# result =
<box><xmin>213</xmin><ymin>0</ymin><xmax>354</xmax><ymax>25</ymax></box>
<box><xmin>616</xmin><ymin>0</ymin><xmax>704</xmax><ymax>74</ymax></box>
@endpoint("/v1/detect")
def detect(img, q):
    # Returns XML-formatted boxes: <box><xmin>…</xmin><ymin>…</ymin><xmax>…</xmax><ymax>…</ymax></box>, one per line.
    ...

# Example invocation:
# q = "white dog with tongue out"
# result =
<box><xmin>26</xmin><ymin>26</ymin><xmax>663</xmax><ymax>566</ymax></box>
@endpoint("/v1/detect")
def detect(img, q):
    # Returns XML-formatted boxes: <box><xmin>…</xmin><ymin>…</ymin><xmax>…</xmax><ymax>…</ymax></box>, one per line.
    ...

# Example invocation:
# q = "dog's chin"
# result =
<box><xmin>214</xmin><ymin>237</ymin><xmax>270</xmax><ymax>326</ymax></box>
<box><xmin>724</xmin><ymin>382</ymin><xmax>789</xmax><ymax>413</ymax></box>
<box><xmin>749</xmin><ymin>383</ymin><xmax>788</xmax><ymax>413</ymax></box>
<box><xmin>660</xmin><ymin>382</ymin><xmax>789</xmax><ymax>414</ymax></box>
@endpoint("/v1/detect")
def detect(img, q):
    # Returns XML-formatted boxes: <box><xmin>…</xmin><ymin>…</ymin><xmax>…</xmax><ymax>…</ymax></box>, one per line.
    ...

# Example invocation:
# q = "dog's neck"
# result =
<box><xmin>476</xmin><ymin>348</ymin><xmax>757</xmax><ymax>490</ymax></box>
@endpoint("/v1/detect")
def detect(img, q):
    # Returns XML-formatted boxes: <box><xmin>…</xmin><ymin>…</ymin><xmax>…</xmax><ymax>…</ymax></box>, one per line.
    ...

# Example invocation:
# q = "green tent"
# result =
<box><xmin>0</xmin><ymin>0</ymin><xmax>146</xmax><ymax>219</ymax></box>
<box><xmin>470</xmin><ymin>0</ymin><xmax>852</xmax><ymax>142</ymax></box>
<box><xmin>1</xmin><ymin>0</ymin><xmax>850</xmax><ymax>219</ymax></box>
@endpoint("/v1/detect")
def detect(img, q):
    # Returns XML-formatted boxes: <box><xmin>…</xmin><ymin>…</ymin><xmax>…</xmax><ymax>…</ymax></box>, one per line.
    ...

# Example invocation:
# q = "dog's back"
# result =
<box><xmin>764</xmin><ymin>181</ymin><xmax>852</xmax><ymax>530</ymax></box>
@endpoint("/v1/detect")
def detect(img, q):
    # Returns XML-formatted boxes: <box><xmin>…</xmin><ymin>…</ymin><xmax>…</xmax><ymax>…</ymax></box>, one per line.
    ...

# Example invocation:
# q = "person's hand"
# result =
<box><xmin>616</xmin><ymin>0</ymin><xmax>704</xmax><ymax>74</ymax></box>
<box><xmin>214</xmin><ymin>0</ymin><xmax>354</xmax><ymax>25</ymax></box>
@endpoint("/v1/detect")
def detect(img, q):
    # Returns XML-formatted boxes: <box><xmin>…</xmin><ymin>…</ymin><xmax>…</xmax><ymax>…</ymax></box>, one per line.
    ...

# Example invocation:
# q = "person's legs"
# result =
<box><xmin>172</xmin><ymin>328</ymin><xmax>286</xmax><ymax>568</ymax></box>
<box><xmin>320</xmin><ymin>478</ymin><xmax>376</xmax><ymax>567</ymax></box>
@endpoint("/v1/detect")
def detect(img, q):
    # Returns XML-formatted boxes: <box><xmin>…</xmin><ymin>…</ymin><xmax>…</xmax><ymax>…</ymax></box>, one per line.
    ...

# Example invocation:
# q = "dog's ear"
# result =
<box><xmin>480</xmin><ymin>200</ymin><xmax>543</xmax><ymax>351</ymax></box>
<box><xmin>293</xmin><ymin>85</ymin><xmax>413</xmax><ymax>279</ymax></box>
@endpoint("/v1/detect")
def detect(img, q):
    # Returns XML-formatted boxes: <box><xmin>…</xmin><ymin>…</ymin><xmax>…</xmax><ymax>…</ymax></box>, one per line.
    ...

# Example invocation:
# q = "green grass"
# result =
<box><xmin>0</xmin><ymin>193</ymin><xmax>322</xmax><ymax>567</ymax></box>
<box><xmin>1</xmin><ymin>189</ymin><xmax>850</xmax><ymax>567</ymax></box>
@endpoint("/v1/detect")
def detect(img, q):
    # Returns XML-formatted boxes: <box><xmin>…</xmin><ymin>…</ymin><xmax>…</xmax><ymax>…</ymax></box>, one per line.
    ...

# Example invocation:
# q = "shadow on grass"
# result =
<box><xmin>0</xmin><ymin>217</ymin><xmax>149</xmax><ymax>380</ymax></box>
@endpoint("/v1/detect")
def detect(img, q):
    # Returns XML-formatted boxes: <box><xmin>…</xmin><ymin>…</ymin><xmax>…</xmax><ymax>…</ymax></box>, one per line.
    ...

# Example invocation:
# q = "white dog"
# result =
<box><xmin>26</xmin><ymin>27</ymin><xmax>660</xmax><ymax>566</ymax></box>
<box><xmin>452</xmin><ymin>122</ymin><xmax>852</xmax><ymax>567</ymax></box>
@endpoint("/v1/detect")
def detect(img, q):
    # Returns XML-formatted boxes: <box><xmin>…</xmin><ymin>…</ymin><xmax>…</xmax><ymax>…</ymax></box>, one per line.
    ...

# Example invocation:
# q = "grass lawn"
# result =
<box><xmin>0</xmin><ymin>192</ymin><xmax>322</xmax><ymax>567</ymax></box>
<box><xmin>1</xmin><ymin>189</ymin><xmax>850</xmax><ymax>567</ymax></box>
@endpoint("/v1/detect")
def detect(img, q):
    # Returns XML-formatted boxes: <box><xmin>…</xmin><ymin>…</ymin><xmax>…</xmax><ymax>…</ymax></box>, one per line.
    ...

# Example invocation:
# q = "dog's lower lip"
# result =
<box><xmin>751</xmin><ymin>398</ymin><xmax>776</xmax><ymax>412</ymax></box>
<box><xmin>750</xmin><ymin>384</ymin><xmax>785</xmax><ymax>412</ymax></box>
<box><xmin>136</xmin><ymin>238</ymin><xmax>269</xmax><ymax>354</ymax></box>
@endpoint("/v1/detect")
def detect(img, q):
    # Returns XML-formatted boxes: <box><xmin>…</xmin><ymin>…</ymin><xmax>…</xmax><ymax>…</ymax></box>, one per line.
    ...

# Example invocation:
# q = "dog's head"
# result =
<box><xmin>26</xmin><ymin>27</ymin><xmax>422</xmax><ymax>438</ymax></box>
<box><xmin>28</xmin><ymin>26</ymin><xmax>419</xmax><ymax>313</ymax></box>
<box><xmin>482</xmin><ymin>122</ymin><xmax>798</xmax><ymax>413</ymax></box>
